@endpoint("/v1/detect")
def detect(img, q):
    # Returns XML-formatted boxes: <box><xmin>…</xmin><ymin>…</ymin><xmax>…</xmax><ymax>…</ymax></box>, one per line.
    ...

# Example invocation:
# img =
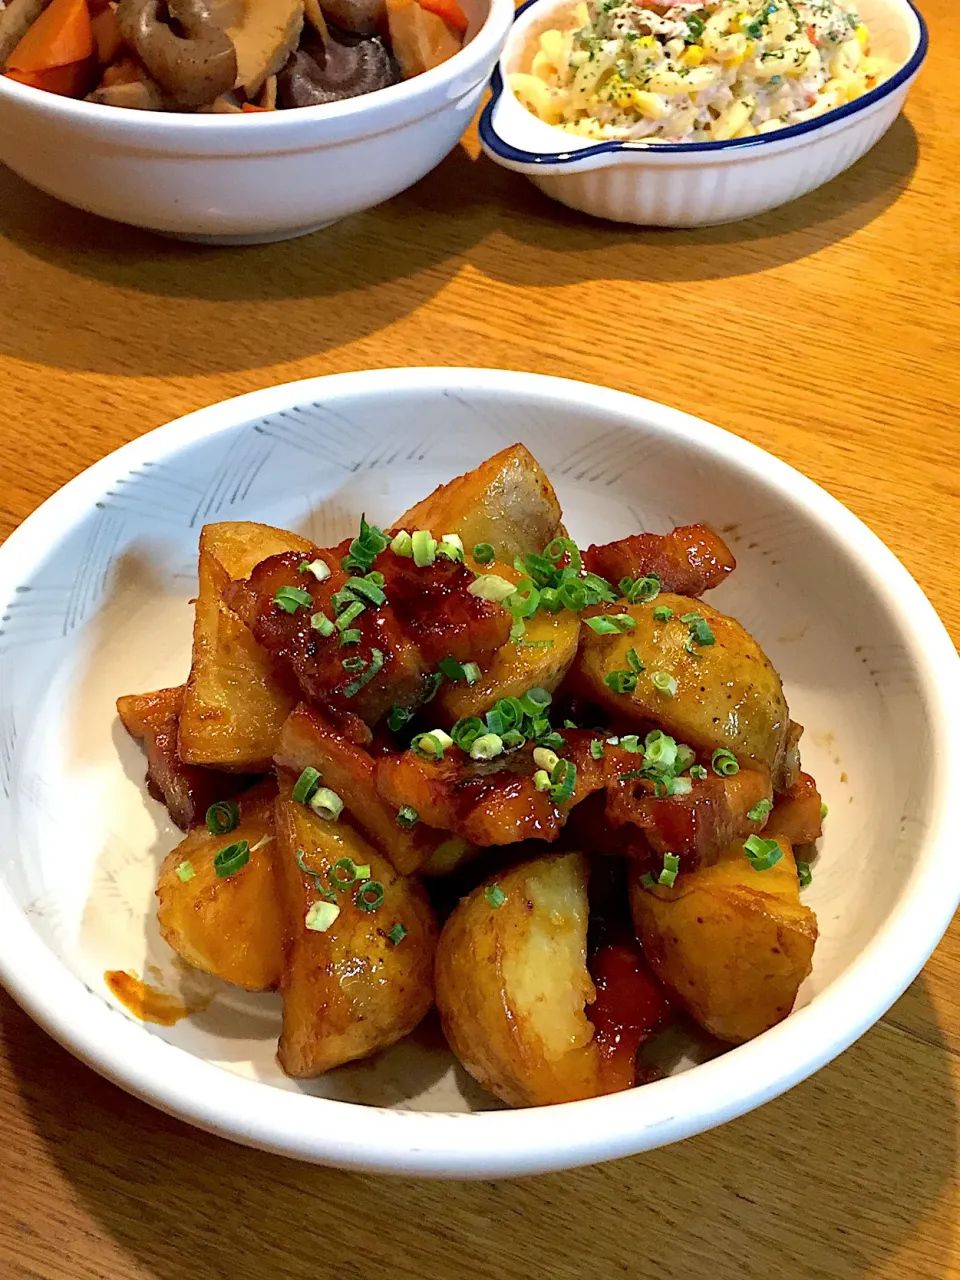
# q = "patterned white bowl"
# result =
<box><xmin>479</xmin><ymin>0</ymin><xmax>927</xmax><ymax>226</ymax></box>
<box><xmin>0</xmin><ymin>368</ymin><xmax>957</xmax><ymax>1177</ymax></box>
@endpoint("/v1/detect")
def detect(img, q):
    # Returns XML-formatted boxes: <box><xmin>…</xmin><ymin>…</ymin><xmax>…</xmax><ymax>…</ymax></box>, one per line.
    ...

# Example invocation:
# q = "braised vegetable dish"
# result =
<box><xmin>0</xmin><ymin>0</ymin><xmax>467</xmax><ymax>109</ymax></box>
<box><xmin>117</xmin><ymin>443</ymin><xmax>822</xmax><ymax>1106</ymax></box>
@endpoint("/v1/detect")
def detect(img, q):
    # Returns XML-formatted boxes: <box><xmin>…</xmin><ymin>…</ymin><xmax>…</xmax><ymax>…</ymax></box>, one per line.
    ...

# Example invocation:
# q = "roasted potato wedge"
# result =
<box><xmin>435</xmin><ymin>852</ymin><xmax>605</xmax><ymax>1106</ymax></box>
<box><xmin>630</xmin><ymin>835</ymin><xmax>818</xmax><ymax>1044</ymax></box>
<box><xmin>273</xmin><ymin>772</ymin><xmax>438</xmax><ymax>1077</ymax></box>
<box><xmin>575</xmin><ymin>594</ymin><xmax>790</xmax><ymax>774</ymax></box>
<box><xmin>394</xmin><ymin>443</ymin><xmax>563</xmax><ymax>562</ymax></box>
<box><xmin>156</xmin><ymin>780</ymin><xmax>282</xmax><ymax>991</ymax></box>
<box><xmin>117</xmin><ymin>685</ymin><xmax>250</xmax><ymax>830</ymax></box>
<box><xmin>179</xmin><ymin>523</ymin><xmax>311</xmax><ymax>770</ymax></box>
<box><xmin>274</xmin><ymin>704</ymin><xmax>460</xmax><ymax>874</ymax></box>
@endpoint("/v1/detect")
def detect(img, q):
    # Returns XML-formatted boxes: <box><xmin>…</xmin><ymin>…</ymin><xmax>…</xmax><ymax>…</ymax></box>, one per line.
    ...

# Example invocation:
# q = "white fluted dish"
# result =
<box><xmin>479</xmin><ymin>0</ymin><xmax>926</xmax><ymax>226</ymax></box>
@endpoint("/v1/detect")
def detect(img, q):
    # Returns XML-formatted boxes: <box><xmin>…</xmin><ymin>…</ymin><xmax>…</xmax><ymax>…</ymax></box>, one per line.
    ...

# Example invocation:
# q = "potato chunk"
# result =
<box><xmin>179</xmin><ymin>522</ymin><xmax>313</xmax><ymax>770</ymax></box>
<box><xmin>156</xmin><ymin>780</ymin><xmax>282</xmax><ymax>991</ymax></box>
<box><xmin>394</xmin><ymin>443</ymin><xmax>563</xmax><ymax>562</ymax></box>
<box><xmin>273</xmin><ymin>772</ymin><xmax>438</xmax><ymax>1078</ymax></box>
<box><xmin>629</xmin><ymin>836</ymin><xmax>818</xmax><ymax>1044</ymax></box>
<box><xmin>435</xmin><ymin>853</ymin><xmax>605</xmax><ymax>1106</ymax></box>
<box><xmin>575</xmin><ymin>594</ymin><xmax>790</xmax><ymax>774</ymax></box>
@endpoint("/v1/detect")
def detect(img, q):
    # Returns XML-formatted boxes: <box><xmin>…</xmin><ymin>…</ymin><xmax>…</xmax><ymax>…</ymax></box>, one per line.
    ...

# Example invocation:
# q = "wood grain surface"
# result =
<box><xmin>0</xmin><ymin>2</ymin><xmax>957</xmax><ymax>1275</ymax></box>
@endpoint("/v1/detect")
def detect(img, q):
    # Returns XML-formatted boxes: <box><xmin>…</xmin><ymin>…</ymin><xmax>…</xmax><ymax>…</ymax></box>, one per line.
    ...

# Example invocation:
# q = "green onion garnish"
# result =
<box><xmin>437</xmin><ymin>656</ymin><xmax>481</xmax><ymax>685</ymax></box>
<box><xmin>605</xmin><ymin>670</ymin><xmax>637</xmax><ymax>694</ymax></box>
<box><xmin>310</xmin><ymin>787</ymin><xmax>343</xmax><ymax>821</ymax></box>
<box><xmin>651</xmin><ymin>671</ymin><xmax>677</xmax><ymax>698</ymax></box>
<box><xmin>743</xmin><ymin>835</ymin><xmax>784</xmax><ymax>871</ymax></box>
<box><xmin>797</xmin><ymin>861</ymin><xmax>813</xmax><ymax>888</ymax></box>
<box><xmin>581</xmin><ymin>572</ymin><xmax>618</xmax><ymax>604</ymax></box>
<box><xmin>437</xmin><ymin>536</ymin><xmax>464</xmax><ymax>562</ymax></box>
<box><xmin>590</xmin><ymin>740</ymin><xmax>605</xmax><ymax>759</ymax></box>
<box><xmin>538</xmin><ymin>587</ymin><xmax>562</xmax><ymax>613</ymax></box>
<box><xmin>339</xmin><ymin>628</ymin><xmax>362</xmax><ymax>647</ymax></box>
<box><xmin>422</xmin><ymin>672</ymin><xmax>444</xmax><ymax>703</ymax></box>
<box><xmin>206</xmin><ymin>799</ymin><xmax>239</xmax><ymax>836</ymax></box>
<box><xmin>305</xmin><ymin>900</ymin><xmax>340</xmax><ymax>932</ymax></box>
<box><xmin>213</xmin><ymin>840</ymin><xmax>250</xmax><ymax>878</ymax></box>
<box><xmin>335</xmin><ymin>601</ymin><xmax>365</xmax><ymax>630</ymax></box>
<box><xmin>640</xmin><ymin>872</ymin><xmax>656</xmax><ymax>889</ymax></box>
<box><xmin>412</xmin><ymin>530</ymin><xmax>437</xmax><ymax>567</ymax></box>
<box><xmin>821</xmin><ymin>802</ymin><xmax>829</xmax><ymax>820</ymax></box>
<box><xmin>300</xmin><ymin>559</ymin><xmax>331</xmax><ymax>583</ymax></box>
<box><xmin>355</xmin><ymin>880</ymin><xmax>385</xmax><ymax>912</ymax></box>
<box><xmin>690</xmin><ymin>764</ymin><xmax>708</xmax><ymax>780</ymax></box>
<box><xmin>354</xmin><ymin>863</ymin><xmax>371</xmax><ymax>880</ymax></box>
<box><xmin>711</xmin><ymin>748</ymin><xmax>740</xmax><ymax>777</ymax></box>
<box><xmin>273</xmin><ymin>586</ymin><xmax>313</xmax><ymax>614</ymax></box>
<box><xmin>550</xmin><ymin>758</ymin><xmax>577</xmax><ymax>804</ymax></box>
<box><xmin>390</xmin><ymin>530</ymin><xmax>413</xmax><ymax>557</ymax></box>
<box><xmin>344</xmin><ymin>647</ymin><xmax>384</xmax><ymax>698</ymax></box>
<box><xmin>329</xmin><ymin>857</ymin><xmax>359</xmax><ymax>889</ymax></box>
<box><xmin>344</xmin><ymin>576</ymin><xmax>386</xmax><ymax>607</ymax></box>
<box><xmin>473</xmin><ymin>543</ymin><xmax>495</xmax><ymax>565</ymax></box>
<box><xmin>175</xmin><ymin>860</ymin><xmax>196</xmax><ymax>882</ymax></box>
<box><xmin>645</xmin><ymin>730</ymin><xmax>679</xmax><ymax>771</ymax></box>
<box><xmin>681</xmin><ymin>612</ymin><xmax>716</xmax><ymax>648</ymax></box>
<box><xmin>450</xmin><ymin>716</ymin><xmax>485</xmax><ymax>751</ymax></box>
<box><xmin>411</xmin><ymin>730</ymin><xmax>452</xmax><ymax>760</ymax></box>
<box><xmin>544</xmin><ymin>537</ymin><xmax>582</xmax><ymax>572</ymax></box>
<box><xmin>341</xmin><ymin>515</ymin><xmax>389</xmax><ymax>574</ymax></box>
<box><xmin>485</xmin><ymin>884</ymin><xmax>506</xmax><ymax>909</ymax></box>
<box><xmin>519</xmin><ymin>688</ymin><xmax>551</xmax><ymax>717</ymax></box>
<box><xmin>657</xmin><ymin>852</ymin><xmax>680</xmax><ymax>887</ymax></box>
<box><xmin>670</xmin><ymin>777</ymin><xmax>692</xmax><ymax>795</ymax></box>
<box><xmin>533</xmin><ymin>769</ymin><xmax>552</xmax><ymax>792</ymax></box>
<box><xmin>387</xmin><ymin>705</ymin><xmax>413</xmax><ymax>732</ymax></box>
<box><xmin>620</xmin><ymin>574</ymin><xmax>660</xmax><ymax>604</ymax></box>
<box><xmin>585</xmin><ymin>614</ymin><xmax>636</xmax><ymax>635</ymax></box>
<box><xmin>396</xmin><ymin>805</ymin><xmax>419</xmax><ymax>828</ymax></box>
<box><xmin>468</xmin><ymin>575</ymin><xmax>517</xmax><ymax>603</ymax></box>
<box><xmin>747</xmin><ymin>798</ymin><xmax>774</xmax><ymax>822</ymax></box>
<box><xmin>501</xmin><ymin>729</ymin><xmax>526</xmax><ymax>750</ymax></box>
<box><xmin>557</xmin><ymin>578</ymin><xmax>587</xmax><ymax>611</ymax></box>
<box><xmin>311</xmin><ymin>612</ymin><xmax>335</xmax><ymax>636</ymax></box>
<box><xmin>342</xmin><ymin>656</ymin><xmax>367</xmax><ymax>674</ymax></box>
<box><xmin>532</xmin><ymin>746</ymin><xmax>559</xmax><ymax>772</ymax></box>
<box><xmin>293</xmin><ymin>767</ymin><xmax>322</xmax><ymax>805</ymax></box>
<box><xmin>470</xmin><ymin>733</ymin><xmax>503</xmax><ymax>761</ymax></box>
<box><xmin>620</xmin><ymin>735</ymin><xmax>641</xmax><ymax>753</ymax></box>
<box><xmin>516</xmin><ymin>639</ymin><xmax>555</xmax><ymax>648</ymax></box>
<box><xmin>387</xmin><ymin>922</ymin><xmax>407</xmax><ymax>946</ymax></box>
<box><xmin>653</xmin><ymin>605</ymin><xmax>674</xmax><ymax>622</ymax></box>
<box><xmin>625</xmin><ymin>648</ymin><xmax>645</xmax><ymax>673</ymax></box>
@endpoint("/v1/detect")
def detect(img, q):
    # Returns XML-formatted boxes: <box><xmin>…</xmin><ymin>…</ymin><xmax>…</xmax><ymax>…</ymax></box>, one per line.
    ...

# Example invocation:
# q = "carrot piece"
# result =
<box><xmin>6</xmin><ymin>54</ymin><xmax>97</xmax><ymax>94</ymax></box>
<box><xmin>241</xmin><ymin>101</ymin><xmax>274</xmax><ymax>111</ymax></box>
<box><xmin>90</xmin><ymin>6</ymin><xmax>121</xmax><ymax>63</ymax></box>
<box><xmin>7</xmin><ymin>0</ymin><xmax>94</xmax><ymax>72</ymax></box>
<box><xmin>417</xmin><ymin>0</ymin><xmax>468</xmax><ymax>34</ymax></box>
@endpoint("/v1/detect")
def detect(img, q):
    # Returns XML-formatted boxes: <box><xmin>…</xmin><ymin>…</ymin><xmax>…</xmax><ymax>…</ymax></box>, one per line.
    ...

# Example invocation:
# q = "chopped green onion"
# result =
<box><xmin>344</xmin><ymin>576</ymin><xmax>386</xmax><ymax>607</ymax></box>
<box><xmin>711</xmin><ymin>748</ymin><xmax>740</xmax><ymax>777</ymax></box>
<box><xmin>675</xmin><ymin>744</ymin><xmax>695</xmax><ymax>774</ymax></box>
<box><xmin>387</xmin><ymin>705</ymin><xmax>414</xmax><ymax>733</ymax></box>
<box><xmin>437</xmin><ymin>656</ymin><xmax>481</xmax><ymax>685</ymax></box>
<box><xmin>640</xmin><ymin>872</ymin><xmax>656</xmax><ymax>889</ymax></box>
<box><xmin>533</xmin><ymin>769</ymin><xmax>552</xmax><ymax>792</ymax></box>
<box><xmin>518</xmin><ymin>688</ymin><xmax>552</xmax><ymax>717</ymax></box>
<box><xmin>354</xmin><ymin>864</ymin><xmax>371</xmax><ymax>881</ymax></box>
<box><xmin>689</xmin><ymin>764</ymin><xmax>708</xmax><ymax>780</ymax></box>
<box><xmin>396</xmin><ymin>805</ymin><xmax>419</xmax><ymax>828</ymax></box>
<box><xmin>450</xmin><ymin>716</ymin><xmax>485</xmax><ymax>751</ymax></box>
<box><xmin>437</xmin><ymin>538</ymin><xmax>464</xmax><ymax>562</ymax></box>
<box><xmin>590</xmin><ymin>740</ymin><xmax>605</xmax><ymax>759</ymax></box>
<box><xmin>342</xmin><ymin>515</ymin><xmax>389</xmax><ymax>574</ymax></box>
<box><xmin>604</xmin><ymin>670</ymin><xmax>637</xmax><ymax>694</ymax></box>
<box><xmin>335</xmin><ymin>601</ymin><xmax>365</xmax><ymax>631</ymax></box>
<box><xmin>485</xmin><ymin>884</ymin><xmax>506</xmax><ymax>909</ymax></box>
<box><xmin>355</xmin><ymin>880</ymin><xmax>385</xmax><ymax>912</ymax></box>
<box><xmin>550</xmin><ymin>758</ymin><xmax>577</xmax><ymax>805</ymax></box>
<box><xmin>309</xmin><ymin>787</ymin><xmax>343</xmax><ymax>821</ymax></box>
<box><xmin>581</xmin><ymin>572</ymin><xmax>618</xmax><ymax>604</ymax></box>
<box><xmin>645</xmin><ymin>730</ymin><xmax>679</xmax><ymax>772</ymax></box>
<box><xmin>821</xmin><ymin>802</ymin><xmax>829</xmax><ymax>820</ymax></box>
<box><xmin>681</xmin><ymin>612</ymin><xmax>716</xmax><ymax>647</ymax></box>
<box><xmin>509</xmin><ymin>619</ymin><xmax>527</xmax><ymax>642</ymax></box>
<box><xmin>412</xmin><ymin>730</ymin><xmax>453</xmax><ymax>760</ymax></box>
<box><xmin>293</xmin><ymin>767</ymin><xmax>322</xmax><ymax>805</ymax></box>
<box><xmin>544</xmin><ymin>537</ymin><xmax>583</xmax><ymax>573</ymax></box>
<box><xmin>539</xmin><ymin>587</ymin><xmax>562</xmax><ymax>613</ymax></box>
<box><xmin>175</xmin><ymin>860</ymin><xmax>196</xmax><ymax>882</ymax></box>
<box><xmin>213</xmin><ymin>840</ymin><xmax>250</xmax><ymax>879</ymax></box>
<box><xmin>273</xmin><ymin>585</ymin><xmax>313</xmax><ymax>613</ymax></box>
<box><xmin>620</xmin><ymin>575</ymin><xmax>660</xmax><ymax>604</ymax></box>
<box><xmin>532</xmin><ymin>746</ymin><xmax>559</xmax><ymax>772</ymax></box>
<box><xmin>342</xmin><ymin>656</ymin><xmax>367</xmax><ymax>674</ymax></box>
<box><xmin>305</xmin><ymin>901</ymin><xmax>340</xmax><ymax>932</ymax></box>
<box><xmin>387</xmin><ymin>922</ymin><xmax>407</xmax><ymax>945</ymax></box>
<box><xmin>422</xmin><ymin>672</ymin><xmax>444</xmax><ymax>703</ymax></box>
<box><xmin>339</xmin><ymin>628</ymin><xmax>362</xmax><ymax>647</ymax></box>
<box><xmin>468</xmin><ymin>575</ymin><xmax>517</xmax><ymax>603</ymax></box>
<box><xmin>537</xmin><ymin>731</ymin><xmax>565</xmax><ymax>752</ymax></box>
<box><xmin>329</xmin><ymin>857</ymin><xmax>359</xmax><ymax>889</ymax></box>
<box><xmin>653</xmin><ymin>605</ymin><xmax>674</xmax><ymax>622</ymax></box>
<box><xmin>743</xmin><ymin>834</ymin><xmax>784</xmax><ymax>871</ymax></box>
<box><xmin>296</xmin><ymin>849</ymin><xmax>336</xmax><ymax>902</ymax></box>
<box><xmin>508</xmin><ymin>579</ymin><xmax>541</xmax><ymax>619</ymax></box>
<box><xmin>557</xmin><ymin>578</ymin><xmax>587</xmax><ymax>611</ymax></box>
<box><xmin>657</xmin><ymin>852</ymin><xmax>680</xmax><ymax>887</ymax></box>
<box><xmin>344</xmin><ymin>647</ymin><xmax>384</xmax><ymax>698</ymax></box>
<box><xmin>625</xmin><ymin>648</ymin><xmax>645</xmax><ymax>673</ymax></box>
<box><xmin>501</xmin><ymin>729</ymin><xmax>526</xmax><ymax>751</ymax></box>
<box><xmin>300</xmin><ymin>559</ymin><xmax>331</xmax><ymax>583</ymax></box>
<box><xmin>473</xmin><ymin>543</ymin><xmax>495</xmax><ymax>565</ymax></box>
<box><xmin>585</xmin><ymin>613</ymin><xmax>636</xmax><ymax>635</ymax></box>
<box><xmin>747</xmin><ymin>798</ymin><xmax>774</xmax><ymax>822</ymax></box>
<box><xmin>390</xmin><ymin>530</ymin><xmax>413</xmax><ymax>557</ymax></box>
<box><xmin>687</xmin><ymin>12</ymin><xmax>705</xmax><ymax>38</ymax></box>
<box><xmin>619</xmin><ymin>735</ymin><xmax>641</xmax><ymax>753</ymax></box>
<box><xmin>311</xmin><ymin>612</ymin><xmax>335</xmax><ymax>637</ymax></box>
<box><xmin>670</xmin><ymin>776</ymin><xmax>692</xmax><ymax>795</ymax></box>
<box><xmin>206</xmin><ymin>799</ymin><xmax>239</xmax><ymax>836</ymax></box>
<box><xmin>470</xmin><ymin>733</ymin><xmax>503</xmax><ymax>761</ymax></box>
<box><xmin>516</xmin><ymin>639</ymin><xmax>555</xmax><ymax>649</ymax></box>
<box><xmin>412</xmin><ymin>530</ymin><xmax>437</xmax><ymax>567</ymax></box>
<box><xmin>651</xmin><ymin>671</ymin><xmax>678</xmax><ymax>698</ymax></box>
<box><xmin>797</xmin><ymin>861</ymin><xmax>813</xmax><ymax>888</ymax></box>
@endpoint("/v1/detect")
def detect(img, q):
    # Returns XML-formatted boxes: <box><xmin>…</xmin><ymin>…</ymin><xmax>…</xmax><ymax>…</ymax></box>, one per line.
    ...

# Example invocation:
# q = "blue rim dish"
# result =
<box><xmin>480</xmin><ymin>0</ymin><xmax>928</xmax><ymax>166</ymax></box>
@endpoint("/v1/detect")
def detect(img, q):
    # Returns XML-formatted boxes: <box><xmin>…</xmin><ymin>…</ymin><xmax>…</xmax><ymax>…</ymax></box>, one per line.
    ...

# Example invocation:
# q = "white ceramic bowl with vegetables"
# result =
<box><xmin>479</xmin><ymin>0</ymin><xmax>927</xmax><ymax>226</ymax></box>
<box><xmin>0</xmin><ymin>367</ymin><xmax>956</xmax><ymax>1178</ymax></box>
<box><xmin>0</xmin><ymin>0</ymin><xmax>512</xmax><ymax>241</ymax></box>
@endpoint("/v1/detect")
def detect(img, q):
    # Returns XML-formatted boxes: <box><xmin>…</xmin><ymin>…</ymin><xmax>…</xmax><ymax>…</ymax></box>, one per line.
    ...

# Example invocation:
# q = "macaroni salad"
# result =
<box><xmin>511</xmin><ymin>0</ymin><xmax>890</xmax><ymax>143</ymax></box>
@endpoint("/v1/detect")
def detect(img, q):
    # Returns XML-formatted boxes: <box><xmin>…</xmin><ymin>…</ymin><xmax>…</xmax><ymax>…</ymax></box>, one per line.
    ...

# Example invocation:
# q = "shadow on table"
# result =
<box><xmin>0</xmin><ymin>115</ymin><xmax>917</xmax><ymax>378</ymax></box>
<box><xmin>2</xmin><ymin>966</ymin><xmax>954</xmax><ymax>1280</ymax></box>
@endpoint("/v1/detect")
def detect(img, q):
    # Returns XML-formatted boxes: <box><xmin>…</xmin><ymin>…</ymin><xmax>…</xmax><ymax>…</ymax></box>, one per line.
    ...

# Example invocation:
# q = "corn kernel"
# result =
<box><xmin>728</xmin><ymin>42</ymin><xmax>753</xmax><ymax>69</ymax></box>
<box><xmin>681</xmin><ymin>44</ymin><xmax>704</xmax><ymax>66</ymax></box>
<box><xmin>855</xmin><ymin>23</ymin><xmax>868</xmax><ymax>47</ymax></box>
<box><xmin>637</xmin><ymin>35</ymin><xmax>657</xmax><ymax>47</ymax></box>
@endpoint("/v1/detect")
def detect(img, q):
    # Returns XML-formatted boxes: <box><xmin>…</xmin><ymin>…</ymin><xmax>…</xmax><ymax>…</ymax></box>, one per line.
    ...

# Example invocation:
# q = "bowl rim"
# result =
<box><xmin>0</xmin><ymin>0</ymin><xmax>514</xmax><ymax>139</ymax></box>
<box><xmin>479</xmin><ymin>0</ymin><xmax>927</xmax><ymax>166</ymax></box>
<box><xmin>0</xmin><ymin>367</ymin><xmax>957</xmax><ymax>1179</ymax></box>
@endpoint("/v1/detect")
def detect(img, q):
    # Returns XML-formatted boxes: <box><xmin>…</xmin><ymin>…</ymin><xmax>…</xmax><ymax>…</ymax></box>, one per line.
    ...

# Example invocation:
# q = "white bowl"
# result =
<box><xmin>0</xmin><ymin>0</ymin><xmax>512</xmax><ymax>244</ymax></box>
<box><xmin>479</xmin><ymin>0</ymin><xmax>927</xmax><ymax>226</ymax></box>
<box><xmin>0</xmin><ymin>367</ymin><xmax>957</xmax><ymax>1177</ymax></box>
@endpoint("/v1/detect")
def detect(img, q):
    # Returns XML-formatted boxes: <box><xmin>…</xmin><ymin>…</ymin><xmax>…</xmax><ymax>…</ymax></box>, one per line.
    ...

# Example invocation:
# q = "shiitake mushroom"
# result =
<box><xmin>277</xmin><ymin>27</ymin><xmax>399</xmax><ymax>106</ymax></box>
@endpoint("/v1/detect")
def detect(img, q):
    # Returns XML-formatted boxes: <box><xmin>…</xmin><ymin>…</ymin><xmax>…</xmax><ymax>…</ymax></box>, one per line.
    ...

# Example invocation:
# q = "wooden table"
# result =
<box><xmin>0</xmin><ymin>4</ymin><xmax>957</xmax><ymax>1274</ymax></box>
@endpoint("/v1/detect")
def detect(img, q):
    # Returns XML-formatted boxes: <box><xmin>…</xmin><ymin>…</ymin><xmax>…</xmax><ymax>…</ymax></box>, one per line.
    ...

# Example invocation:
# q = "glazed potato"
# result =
<box><xmin>394</xmin><ymin>443</ymin><xmax>563</xmax><ymax>562</ymax></box>
<box><xmin>435</xmin><ymin>559</ymin><xmax>580</xmax><ymax>725</ymax></box>
<box><xmin>273</xmin><ymin>771</ymin><xmax>438</xmax><ymax>1078</ymax></box>
<box><xmin>576</xmin><ymin>594</ymin><xmax>790</xmax><ymax>773</ymax></box>
<box><xmin>179</xmin><ymin>522</ymin><xmax>311</xmax><ymax>770</ymax></box>
<box><xmin>630</xmin><ymin>835</ymin><xmax>818</xmax><ymax>1044</ymax></box>
<box><xmin>435</xmin><ymin>853</ymin><xmax>605</xmax><ymax>1106</ymax></box>
<box><xmin>156</xmin><ymin>780</ymin><xmax>283</xmax><ymax>991</ymax></box>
